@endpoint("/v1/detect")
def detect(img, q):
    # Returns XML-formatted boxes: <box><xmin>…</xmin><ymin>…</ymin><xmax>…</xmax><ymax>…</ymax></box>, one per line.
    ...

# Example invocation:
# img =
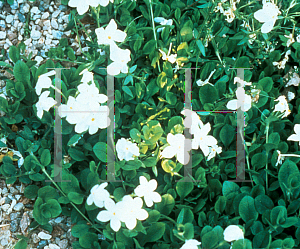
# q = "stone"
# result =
<box><xmin>21</xmin><ymin>3</ymin><xmax>30</xmax><ymax>14</ymax></box>
<box><xmin>31</xmin><ymin>6</ymin><xmax>40</xmax><ymax>14</ymax></box>
<box><xmin>5</xmin><ymin>197</ymin><xmax>12</xmax><ymax>204</ymax></box>
<box><xmin>18</xmin><ymin>35</ymin><xmax>22</xmax><ymax>41</ymax></box>
<box><xmin>45</xmin><ymin>39</ymin><xmax>51</xmax><ymax>45</ymax></box>
<box><xmin>31</xmin><ymin>28</ymin><xmax>42</xmax><ymax>40</ymax></box>
<box><xmin>15</xmin><ymin>194</ymin><xmax>22</xmax><ymax>200</ymax></box>
<box><xmin>48</xmin><ymin>244</ymin><xmax>60</xmax><ymax>249</ymax></box>
<box><xmin>10</xmin><ymin>212</ymin><xmax>19</xmax><ymax>220</ymax></box>
<box><xmin>10</xmin><ymin>219</ymin><xmax>19</xmax><ymax>232</ymax></box>
<box><xmin>20</xmin><ymin>212</ymin><xmax>30</xmax><ymax>235</ymax></box>
<box><xmin>52</xmin><ymin>10</ymin><xmax>61</xmax><ymax>18</ymax></box>
<box><xmin>49</xmin><ymin>6</ymin><xmax>54</xmax><ymax>12</ymax></box>
<box><xmin>24</xmin><ymin>38</ymin><xmax>31</xmax><ymax>46</ymax></box>
<box><xmin>35</xmin><ymin>56</ymin><xmax>43</xmax><ymax>65</ymax></box>
<box><xmin>7</xmin><ymin>31</ymin><xmax>17</xmax><ymax>40</ymax></box>
<box><xmin>13</xmin><ymin>202</ymin><xmax>24</xmax><ymax>211</ymax></box>
<box><xmin>0</xmin><ymin>197</ymin><xmax>5</xmax><ymax>205</ymax></box>
<box><xmin>52</xmin><ymin>30</ymin><xmax>63</xmax><ymax>40</ymax></box>
<box><xmin>38</xmin><ymin>240</ymin><xmax>48</xmax><ymax>248</ymax></box>
<box><xmin>58</xmin><ymin>239</ymin><xmax>68</xmax><ymax>249</ymax></box>
<box><xmin>38</xmin><ymin>231</ymin><xmax>52</xmax><ymax>240</ymax></box>
<box><xmin>0</xmin><ymin>238</ymin><xmax>8</xmax><ymax>246</ymax></box>
<box><xmin>0</xmin><ymin>31</ymin><xmax>6</xmax><ymax>39</ymax></box>
<box><xmin>10</xmin><ymin>0</ymin><xmax>19</xmax><ymax>10</ymax></box>
<box><xmin>6</xmin><ymin>15</ymin><xmax>14</xmax><ymax>24</ymax></box>
<box><xmin>31</xmin><ymin>233</ymin><xmax>40</xmax><ymax>243</ymax></box>
<box><xmin>41</xmin><ymin>12</ymin><xmax>49</xmax><ymax>19</ymax></box>
<box><xmin>32</xmin><ymin>14</ymin><xmax>41</xmax><ymax>21</ymax></box>
<box><xmin>17</xmin><ymin>0</ymin><xmax>25</xmax><ymax>3</ymax></box>
<box><xmin>54</xmin><ymin>217</ymin><xmax>64</xmax><ymax>223</ymax></box>
<box><xmin>38</xmin><ymin>5</ymin><xmax>45</xmax><ymax>12</ymax></box>
<box><xmin>59</xmin><ymin>5</ymin><xmax>68</xmax><ymax>11</ymax></box>
<box><xmin>51</xmin><ymin>19</ymin><xmax>58</xmax><ymax>29</ymax></box>
<box><xmin>1</xmin><ymin>204</ymin><xmax>10</xmax><ymax>211</ymax></box>
<box><xmin>0</xmin><ymin>20</ymin><xmax>5</xmax><ymax>28</ymax></box>
<box><xmin>43</xmin><ymin>20</ymin><xmax>51</xmax><ymax>30</ymax></box>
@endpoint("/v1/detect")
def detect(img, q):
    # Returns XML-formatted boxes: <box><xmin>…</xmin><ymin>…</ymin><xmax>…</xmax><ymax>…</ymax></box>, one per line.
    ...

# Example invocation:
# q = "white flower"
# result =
<box><xmin>68</xmin><ymin>0</ymin><xmax>102</xmax><ymax>15</ymax></box>
<box><xmin>87</xmin><ymin>183</ymin><xmax>110</xmax><ymax>208</ymax></box>
<box><xmin>287</xmin><ymin>91</ymin><xmax>295</xmax><ymax>101</ymax></box>
<box><xmin>117</xmin><ymin>195</ymin><xmax>148</xmax><ymax>230</ymax></box>
<box><xmin>107</xmin><ymin>42</ymin><xmax>131</xmax><ymax>75</ymax></box>
<box><xmin>284</xmin><ymin>33</ymin><xmax>295</xmax><ymax>47</ymax></box>
<box><xmin>98</xmin><ymin>0</ymin><xmax>114</xmax><ymax>7</ymax></box>
<box><xmin>224</xmin><ymin>225</ymin><xmax>244</xmax><ymax>242</ymax></box>
<box><xmin>35</xmin><ymin>70</ymin><xmax>56</xmax><ymax>96</ymax></box>
<box><xmin>192</xmin><ymin>123</ymin><xmax>218</xmax><ymax>156</ymax></box>
<box><xmin>285</xmin><ymin>72</ymin><xmax>300</xmax><ymax>87</ymax></box>
<box><xmin>234</xmin><ymin>77</ymin><xmax>252</xmax><ymax>86</ymax></box>
<box><xmin>134</xmin><ymin>176</ymin><xmax>162</xmax><ymax>207</ymax></box>
<box><xmin>275</xmin><ymin>150</ymin><xmax>300</xmax><ymax>167</ymax></box>
<box><xmin>116</xmin><ymin>138</ymin><xmax>140</xmax><ymax>161</ymax></box>
<box><xmin>10</xmin><ymin>149</ymin><xmax>24</xmax><ymax>168</ymax></box>
<box><xmin>181</xmin><ymin>109</ymin><xmax>204</xmax><ymax>135</ymax></box>
<box><xmin>274</xmin><ymin>95</ymin><xmax>290</xmax><ymax>118</ymax></box>
<box><xmin>287</xmin><ymin>124</ymin><xmax>300</xmax><ymax>145</ymax></box>
<box><xmin>180</xmin><ymin>239</ymin><xmax>201</xmax><ymax>249</ymax></box>
<box><xmin>248</xmin><ymin>33</ymin><xmax>256</xmax><ymax>44</ymax></box>
<box><xmin>95</xmin><ymin>19</ymin><xmax>126</xmax><ymax>46</ymax></box>
<box><xmin>224</xmin><ymin>7</ymin><xmax>235</xmax><ymax>23</ymax></box>
<box><xmin>160</xmin><ymin>133</ymin><xmax>192</xmax><ymax>165</ymax></box>
<box><xmin>240</xmin><ymin>20</ymin><xmax>251</xmax><ymax>30</ymax></box>
<box><xmin>227</xmin><ymin>87</ymin><xmax>252</xmax><ymax>112</ymax></box>
<box><xmin>79</xmin><ymin>69</ymin><xmax>94</xmax><ymax>84</ymax></box>
<box><xmin>254</xmin><ymin>1</ymin><xmax>281</xmax><ymax>33</ymax></box>
<box><xmin>96</xmin><ymin>198</ymin><xmax>123</xmax><ymax>232</ymax></box>
<box><xmin>159</xmin><ymin>43</ymin><xmax>177</xmax><ymax>64</ymax></box>
<box><xmin>207</xmin><ymin>144</ymin><xmax>222</xmax><ymax>161</ymax></box>
<box><xmin>196</xmin><ymin>69</ymin><xmax>216</xmax><ymax>87</ymax></box>
<box><xmin>74</xmin><ymin>106</ymin><xmax>110</xmax><ymax>135</ymax></box>
<box><xmin>214</xmin><ymin>2</ymin><xmax>225</xmax><ymax>14</ymax></box>
<box><xmin>76</xmin><ymin>83</ymin><xmax>108</xmax><ymax>107</ymax></box>
<box><xmin>297</xmin><ymin>34</ymin><xmax>300</xmax><ymax>43</ymax></box>
<box><xmin>35</xmin><ymin>91</ymin><xmax>57</xmax><ymax>119</ymax></box>
<box><xmin>154</xmin><ymin>17</ymin><xmax>173</xmax><ymax>32</ymax></box>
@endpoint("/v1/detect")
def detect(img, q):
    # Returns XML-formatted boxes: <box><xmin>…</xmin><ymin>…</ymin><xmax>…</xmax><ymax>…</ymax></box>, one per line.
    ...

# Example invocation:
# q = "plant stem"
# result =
<box><xmin>149</xmin><ymin>0</ymin><xmax>161</xmax><ymax>73</ymax></box>
<box><xmin>159</xmin><ymin>213</ymin><xmax>177</xmax><ymax>225</ymax></box>
<box><xmin>265</xmin><ymin>124</ymin><xmax>269</xmax><ymax>194</ymax></box>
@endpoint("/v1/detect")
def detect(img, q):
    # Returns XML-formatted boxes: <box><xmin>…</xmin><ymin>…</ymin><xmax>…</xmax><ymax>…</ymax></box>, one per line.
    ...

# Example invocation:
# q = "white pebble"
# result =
<box><xmin>22</xmin><ymin>4</ymin><xmax>30</xmax><ymax>14</ymax></box>
<box><xmin>13</xmin><ymin>202</ymin><xmax>24</xmax><ymax>211</ymax></box>
<box><xmin>51</xmin><ymin>19</ymin><xmax>58</xmax><ymax>29</ymax></box>
<box><xmin>49</xmin><ymin>6</ymin><xmax>54</xmax><ymax>12</ymax></box>
<box><xmin>5</xmin><ymin>15</ymin><xmax>14</xmax><ymax>24</ymax></box>
<box><xmin>1</xmin><ymin>204</ymin><xmax>10</xmax><ymax>211</ymax></box>
<box><xmin>0</xmin><ymin>31</ymin><xmax>6</xmax><ymax>39</ymax></box>
<box><xmin>31</xmin><ymin>7</ymin><xmax>40</xmax><ymax>14</ymax></box>
<box><xmin>24</xmin><ymin>38</ymin><xmax>31</xmax><ymax>45</ymax></box>
<box><xmin>41</xmin><ymin>12</ymin><xmax>50</xmax><ymax>19</ymax></box>
<box><xmin>48</xmin><ymin>244</ymin><xmax>60</xmax><ymax>249</ymax></box>
<box><xmin>52</xmin><ymin>10</ymin><xmax>61</xmax><ymax>18</ymax></box>
<box><xmin>38</xmin><ymin>231</ymin><xmax>52</xmax><ymax>240</ymax></box>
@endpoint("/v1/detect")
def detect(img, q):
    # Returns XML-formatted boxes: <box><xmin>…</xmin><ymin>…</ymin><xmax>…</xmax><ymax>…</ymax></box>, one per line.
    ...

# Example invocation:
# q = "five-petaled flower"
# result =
<box><xmin>227</xmin><ymin>87</ymin><xmax>252</xmax><ymax>112</ymax></box>
<box><xmin>180</xmin><ymin>239</ymin><xmax>201</xmax><ymax>249</ymax></box>
<box><xmin>159</xmin><ymin>43</ymin><xmax>177</xmax><ymax>64</ymax></box>
<box><xmin>154</xmin><ymin>17</ymin><xmax>173</xmax><ymax>33</ymax></box>
<box><xmin>134</xmin><ymin>176</ymin><xmax>162</xmax><ymax>207</ymax></box>
<box><xmin>116</xmin><ymin>138</ymin><xmax>140</xmax><ymax>161</ymax></box>
<box><xmin>107</xmin><ymin>42</ymin><xmax>131</xmax><ymax>75</ymax></box>
<box><xmin>87</xmin><ymin>182</ymin><xmax>110</xmax><ymax>208</ymax></box>
<box><xmin>35</xmin><ymin>91</ymin><xmax>57</xmax><ymax>119</ymax></box>
<box><xmin>35</xmin><ymin>70</ymin><xmax>56</xmax><ymax>96</ymax></box>
<box><xmin>287</xmin><ymin>124</ymin><xmax>300</xmax><ymax>145</ymax></box>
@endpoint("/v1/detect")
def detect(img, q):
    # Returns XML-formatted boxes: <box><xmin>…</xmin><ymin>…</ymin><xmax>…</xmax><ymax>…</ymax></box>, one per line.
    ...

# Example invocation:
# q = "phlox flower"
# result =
<box><xmin>68</xmin><ymin>0</ymin><xmax>104</xmax><ymax>15</ymax></box>
<box><xmin>224</xmin><ymin>7</ymin><xmax>235</xmax><ymax>23</ymax></box>
<box><xmin>96</xmin><ymin>198</ymin><xmax>123</xmax><ymax>232</ymax></box>
<box><xmin>35</xmin><ymin>70</ymin><xmax>56</xmax><ymax>96</ymax></box>
<box><xmin>107</xmin><ymin>42</ymin><xmax>131</xmax><ymax>75</ymax></box>
<box><xmin>95</xmin><ymin>19</ymin><xmax>126</xmax><ymax>46</ymax></box>
<box><xmin>227</xmin><ymin>87</ymin><xmax>252</xmax><ymax>112</ymax></box>
<box><xmin>116</xmin><ymin>138</ymin><xmax>140</xmax><ymax>161</ymax></box>
<box><xmin>76</xmin><ymin>83</ymin><xmax>108</xmax><ymax>107</ymax></box>
<box><xmin>285</xmin><ymin>72</ymin><xmax>300</xmax><ymax>87</ymax></box>
<box><xmin>192</xmin><ymin>122</ymin><xmax>218</xmax><ymax>156</ymax></box>
<box><xmin>275</xmin><ymin>150</ymin><xmax>300</xmax><ymax>167</ymax></box>
<box><xmin>35</xmin><ymin>91</ymin><xmax>56</xmax><ymax>119</ymax></box>
<box><xmin>181</xmin><ymin>109</ymin><xmax>204</xmax><ymax>135</ymax></box>
<box><xmin>134</xmin><ymin>176</ymin><xmax>162</xmax><ymax>207</ymax></box>
<box><xmin>160</xmin><ymin>133</ymin><xmax>192</xmax><ymax>165</ymax></box>
<box><xmin>214</xmin><ymin>2</ymin><xmax>225</xmax><ymax>14</ymax></box>
<box><xmin>159</xmin><ymin>43</ymin><xmax>177</xmax><ymax>64</ymax></box>
<box><xmin>284</xmin><ymin>33</ymin><xmax>295</xmax><ymax>47</ymax></box>
<box><xmin>87</xmin><ymin>182</ymin><xmax>110</xmax><ymax>208</ymax></box>
<box><xmin>287</xmin><ymin>124</ymin><xmax>300</xmax><ymax>145</ymax></box>
<box><xmin>254</xmin><ymin>0</ymin><xmax>281</xmax><ymax>33</ymax></box>
<box><xmin>207</xmin><ymin>144</ymin><xmax>222</xmax><ymax>161</ymax></box>
<box><xmin>274</xmin><ymin>95</ymin><xmax>290</xmax><ymax>118</ymax></box>
<box><xmin>223</xmin><ymin>225</ymin><xmax>244</xmax><ymax>242</ymax></box>
<box><xmin>117</xmin><ymin>195</ymin><xmax>148</xmax><ymax>230</ymax></box>
<box><xmin>196</xmin><ymin>69</ymin><xmax>216</xmax><ymax>87</ymax></box>
<box><xmin>79</xmin><ymin>69</ymin><xmax>94</xmax><ymax>84</ymax></box>
<box><xmin>180</xmin><ymin>239</ymin><xmax>201</xmax><ymax>249</ymax></box>
<box><xmin>154</xmin><ymin>17</ymin><xmax>173</xmax><ymax>33</ymax></box>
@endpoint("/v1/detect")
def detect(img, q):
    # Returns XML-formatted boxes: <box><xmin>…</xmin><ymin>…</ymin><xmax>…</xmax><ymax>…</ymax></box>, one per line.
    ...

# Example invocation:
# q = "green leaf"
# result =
<box><xmin>156</xmin><ymin>194</ymin><xmax>175</xmax><ymax>216</ymax></box>
<box><xmin>219</xmin><ymin>124</ymin><xmax>235</xmax><ymax>147</ymax></box>
<box><xmin>196</xmin><ymin>40</ymin><xmax>205</xmax><ymax>56</ymax></box>
<box><xmin>199</xmin><ymin>84</ymin><xmax>218</xmax><ymax>106</ymax></box>
<box><xmin>38</xmin><ymin>186</ymin><xmax>59</xmax><ymax>202</ymax></box>
<box><xmin>61</xmin><ymin>172</ymin><xmax>81</xmax><ymax>194</ymax></box>
<box><xmin>14</xmin><ymin>239</ymin><xmax>27</xmax><ymax>249</ymax></box>
<box><xmin>214</xmin><ymin>196</ymin><xmax>226</xmax><ymax>214</ymax></box>
<box><xmin>9</xmin><ymin>46</ymin><xmax>20</xmax><ymax>63</ymax></box>
<box><xmin>251</xmin><ymin>153</ymin><xmax>267</xmax><ymax>170</ymax></box>
<box><xmin>43</xmin><ymin>199</ymin><xmax>62</xmax><ymax>218</ymax></box>
<box><xmin>254</xmin><ymin>195</ymin><xmax>274</xmax><ymax>214</ymax></box>
<box><xmin>79</xmin><ymin>232</ymin><xmax>98</xmax><ymax>249</ymax></box>
<box><xmin>176</xmin><ymin>181</ymin><xmax>194</xmax><ymax>199</ymax></box>
<box><xmin>40</xmin><ymin>149</ymin><xmax>51</xmax><ymax>166</ymax></box>
<box><xmin>143</xmin><ymin>40</ymin><xmax>156</xmax><ymax>54</ymax></box>
<box><xmin>202</xmin><ymin>230</ymin><xmax>218</xmax><ymax>249</ymax></box>
<box><xmin>258</xmin><ymin>77</ymin><xmax>273</xmax><ymax>93</ymax></box>
<box><xmin>71</xmin><ymin>224</ymin><xmax>90</xmax><ymax>238</ymax></box>
<box><xmin>143</xmin><ymin>222</ymin><xmax>165</xmax><ymax>244</ymax></box>
<box><xmin>222</xmin><ymin>181</ymin><xmax>240</xmax><ymax>199</ymax></box>
<box><xmin>239</xmin><ymin>196</ymin><xmax>258</xmax><ymax>222</ymax></box>
<box><xmin>24</xmin><ymin>185</ymin><xmax>39</xmax><ymax>199</ymax></box>
<box><xmin>67</xmin><ymin>134</ymin><xmax>83</xmax><ymax>146</ymax></box>
<box><xmin>33</xmin><ymin>197</ymin><xmax>49</xmax><ymax>225</ymax></box>
<box><xmin>177</xmin><ymin>208</ymin><xmax>194</xmax><ymax>224</ymax></box>
<box><xmin>122</xmin><ymin>86</ymin><xmax>134</xmax><ymax>98</ymax></box>
<box><xmin>68</xmin><ymin>192</ymin><xmax>84</xmax><ymax>205</ymax></box>
<box><xmin>13</xmin><ymin>60</ymin><xmax>30</xmax><ymax>84</ymax></box>
<box><xmin>180</xmin><ymin>26</ymin><xmax>193</xmax><ymax>42</ymax></box>
<box><xmin>68</xmin><ymin>147</ymin><xmax>87</xmax><ymax>161</ymax></box>
<box><xmin>93</xmin><ymin>142</ymin><xmax>107</xmax><ymax>162</ymax></box>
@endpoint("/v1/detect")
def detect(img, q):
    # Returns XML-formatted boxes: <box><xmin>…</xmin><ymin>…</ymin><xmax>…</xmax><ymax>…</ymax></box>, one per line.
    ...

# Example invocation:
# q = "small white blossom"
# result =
<box><xmin>160</xmin><ymin>133</ymin><xmax>192</xmax><ymax>165</ymax></box>
<box><xmin>254</xmin><ymin>0</ymin><xmax>281</xmax><ymax>33</ymax></box>
<box><xmin>159</xmin><ymin>42</ymin><xmax>177</xmax><ymax>64</ymax></box>
<box><xmin>196</xmin><ymin>69</ymin><xmax>216</xmax><ymax>87</ymax></box>
<box><xmin>134</xmin><ymin>176</ymin><xmax>162</xmax><ymax>207</ymax></box>
<box><xmin>274</xmin><ymin>96</ymin><xmax>290</xmax><ymax>118</ymax></box>
<box><xmin>224</xmin><ymin>225</ymin><xmax>244</xmax><ymax>242</ymax></box>
<box><xmin>287</xmin><ymin>91</ymin><xmax>295</xmax><ymax>101</ymax></box>
<box><xmin>35</xmin><ymin>70</ymin><xmax>56</xmax><ymax>96</ymax></box>
<box><xmin>207</xmin><ymin>144</ymin><xmax>222</xmax><ymax>161</ymax></box>
<box><xmin>227</xmin><ymin>87</ymin><xmax>252</xmax><ymax>112</ymax></box>
<box><xmin>287</xmin><ymin>124</ymin><xmax>300</xmax><ymax>145</ymax></box>
<box><xmin>154</xmin><ymin>17</ymin><xmax>173</xmax><ymax>32</ymax></box>
<box><xmin>285</xmin><ymin>72</ymin><xmax>300</xmax><ymax>87</ymax></box>
<box><xmin>116</xmin><ymin>138</ymin><xmax>140</xmax><ymax>161</ymax></box>
<box><xmin>35</xmin><ymin>91</ymin><xmax>57</xmax><ymax>119</ymax></box>
<box><xmin>180</xmin><ymin>239</ymin><xmax>201</xmax><ymax>249</ymax></box>
<box><xmin>181</xmin><ymin>109</ymin><xmax>204</xmax><ymax>135</ymax></box>
<box><xmin>87</xmin><ymin>183</ymin><xmax>110</xmax><ymax>208</ymax></box>
<box><xmin>224</xmin><ymin>7</ymin><xmax>235</xmax><ymax>23</ymax></box>
<box><xmin>107</xmin><ymin>42</ymin><xmax>131</xmax><ymax>75</ymax></box>
<box><xmin>284</xmin><ymin>33</ymin><xmax>295</xmax><ymax>47</ymax></box>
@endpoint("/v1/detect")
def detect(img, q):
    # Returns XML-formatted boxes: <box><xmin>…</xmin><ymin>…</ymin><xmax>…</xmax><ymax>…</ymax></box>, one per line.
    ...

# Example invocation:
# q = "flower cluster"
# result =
<box><xmin>59</xmin><ymin>69</ymin><xmax>110</xmax><ymax>135</ymax></box>
<box><xmin>273</xmin><ymin>50</ymin><xmax>291</xmax><ymax>69</ymax></box>
<box><xmin>273</xmin><ymin>95</ymin><xmax>291</xmax><ymax>118</ymax></box>
<box><xmin>87</xmin><ymin>176</ymin><xmax>161</xmax><ymax>232</ymax></box>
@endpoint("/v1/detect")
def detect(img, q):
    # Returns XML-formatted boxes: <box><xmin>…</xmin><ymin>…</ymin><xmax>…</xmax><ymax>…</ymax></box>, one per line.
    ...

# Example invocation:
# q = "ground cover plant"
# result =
<box><xmin>1</xmin><ymin>0</ymin><xmax>300</xmax><ymax>248</ymax></box>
